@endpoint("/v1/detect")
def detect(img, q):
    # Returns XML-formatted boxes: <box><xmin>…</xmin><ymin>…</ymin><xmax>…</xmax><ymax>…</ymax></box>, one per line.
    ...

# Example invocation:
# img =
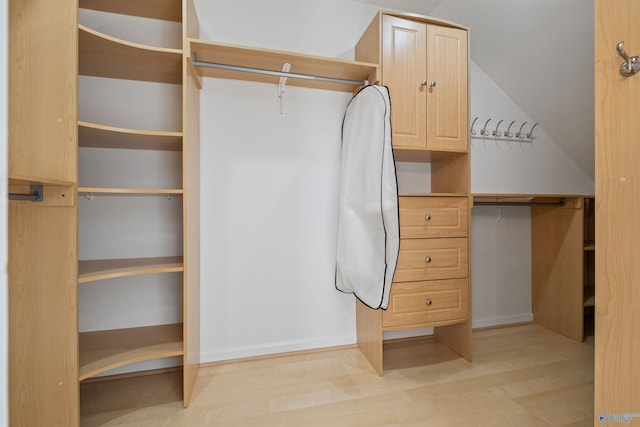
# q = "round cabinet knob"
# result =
<box><xmin>424</xmin><ymin>256</ymin><xmax>432</xmax><ymax>263</ymax></box>
<box><xmin>429</xmin><ymin>81</ymin><xmax>437</xmax><ymax>88</ymax></box>
<box><xmin>421</xmin><ymin>80</ymin><xmax>428</xmax><ymax>87</ymax></box>
<box><xmin>425</xmin><ymin>213</ymin><xmax>432</xmax><ymax>221</ymax></box>
<box><xmin>425</xmin><ymin>298</ymin><xmax>433</xmax><ymax>306</ymax></box>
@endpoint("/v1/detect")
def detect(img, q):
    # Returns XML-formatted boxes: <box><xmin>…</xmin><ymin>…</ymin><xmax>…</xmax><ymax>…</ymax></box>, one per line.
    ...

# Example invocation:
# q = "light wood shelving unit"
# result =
<box><xmin>77</xmin><ymin>0</ymin><xmax>201</xmax><ymax>412</ymax></box>
<box><xmin>352</xmin><ymin>12</ymin><xmax>471</xmax><ymax>375</ymax></box>
<box><xmin>8</xmin><ymin>0</ymin><xmax>80</xmax><ymax>425</ymax></box>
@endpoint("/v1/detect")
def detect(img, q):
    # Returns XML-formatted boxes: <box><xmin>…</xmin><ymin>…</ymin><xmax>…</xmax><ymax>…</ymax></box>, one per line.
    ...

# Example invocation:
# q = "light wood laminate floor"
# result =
<box><xmin>81</xmin><ymin>324</ymin><xmax>594</xmax><ymax>426</ymax></box>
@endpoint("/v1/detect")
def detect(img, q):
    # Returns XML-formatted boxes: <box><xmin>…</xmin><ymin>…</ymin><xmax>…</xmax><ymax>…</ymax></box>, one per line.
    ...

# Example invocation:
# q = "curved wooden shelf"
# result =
<box><xmin>79</xmin><ymin>121</ymin><xmax>182</xmax><ymax>151</ymax></box>
<box><xmin>80</xmin><ymin>0</ymin><xmax>182</xmax><ymax>22</ymax></box>
<box><xmin>79</xmin><ymin>24</ymin><xmax>182</xmax><ymax>84</ymax></box>
<box><xmin>79</xmin><ymin>324</ymin><xmax>183</xmax><ymax>381</ymax></box>
<box><xmin>78</xmin><ymin>187</ymin><xmax>184</xmax><ymax>195</ymax></box>
<box><xmin>79</xmin><ymin>256</ymin><xmax>184</xmax><ymax>284</ymax></box>
<box><xmin>190</xmin><ymin>39</ymin><xmax>378</xmax><ymax>93</ymax></box>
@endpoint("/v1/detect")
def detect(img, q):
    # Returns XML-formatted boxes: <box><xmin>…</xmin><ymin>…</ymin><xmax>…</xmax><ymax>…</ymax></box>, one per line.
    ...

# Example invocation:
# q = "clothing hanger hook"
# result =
<box><xmin>470</xmin><ymin>117</ymin><xmax>479</xmax><ymax>135</ymax></box>
<box><xmin>516</xmin><ymin>122</ymin><xmax>528</xmax><ymax>138</ymax></box>
<box><xmin>526</xmin><ymin>122</ymin><xmax>539</xmax><ymax>139</ymax></box>
<box><xmin>481</xmin><ymin>118</ymin><xmax>492</xmax><ymax>136</ymax></box>
<box><xmin>492</xmin><ymin>119</ymin><xmax>504</xmax><ymax>137</ymax></box>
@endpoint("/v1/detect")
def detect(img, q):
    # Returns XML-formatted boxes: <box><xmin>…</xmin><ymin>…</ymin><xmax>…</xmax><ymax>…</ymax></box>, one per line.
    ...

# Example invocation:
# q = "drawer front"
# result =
<box><xmin>383</xmin><ymin>278</ymin><xmax>469</xmax><ymax>328</ymax></box>
<box><xmin>393</xmin><ymin>238</ymin><xmax>468</xmax><ymax>282</ymax></box>
<box><xmin>399</xmin><ymin>196</ymin><xmax>468</xmax><ymax>239</ymax></box>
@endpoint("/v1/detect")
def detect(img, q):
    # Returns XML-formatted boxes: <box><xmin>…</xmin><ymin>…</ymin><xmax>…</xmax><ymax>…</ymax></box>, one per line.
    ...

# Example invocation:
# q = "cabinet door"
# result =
<box><xmin>426</xmin><ymin>25</ymin><xmax>468</xmax><ymax>151</ymax></box>
<box><xmin>382</xmin><ymin>15</ymin><xmax>427</xmax><ymax>149</ymax></box>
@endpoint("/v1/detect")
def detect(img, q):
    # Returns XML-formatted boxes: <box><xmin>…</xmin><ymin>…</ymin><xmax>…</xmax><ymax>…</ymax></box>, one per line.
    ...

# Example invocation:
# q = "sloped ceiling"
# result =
<box><xmin>354</xmin><ymin>0</ymin><xmax>595</xmax><ymax>179</ymax></box>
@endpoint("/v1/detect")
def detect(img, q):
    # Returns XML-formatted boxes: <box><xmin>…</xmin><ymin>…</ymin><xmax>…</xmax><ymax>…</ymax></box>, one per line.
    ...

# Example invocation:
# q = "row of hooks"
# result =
<box><xmin>470</xmin><ymin>117</ymin><xmax>539</xmax><ymax>141</ymax></box>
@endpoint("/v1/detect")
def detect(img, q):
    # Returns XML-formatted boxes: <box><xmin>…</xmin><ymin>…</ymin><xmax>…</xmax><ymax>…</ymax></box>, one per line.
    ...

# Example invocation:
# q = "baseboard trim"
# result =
<box><xmin>200</xmin><ymin>343</ymin><xmax>357</xmax><ymax>368</ymax></box>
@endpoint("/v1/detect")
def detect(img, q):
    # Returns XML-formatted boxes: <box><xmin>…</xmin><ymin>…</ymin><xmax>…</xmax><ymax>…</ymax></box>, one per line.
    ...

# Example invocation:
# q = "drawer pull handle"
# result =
<box><xmin>425</xmin><ymin>213</ymin><xmax>432</xmax><ymax>221</ymax></box>
<box><xmin>425</xmin><ymin>298</ymin><xmax>433</xmax><ymax>306</ymax></box>
<box><xmin>425</xmin><ymin>256</ymin><xmax>432</xmax><ymax>263</ymax></box>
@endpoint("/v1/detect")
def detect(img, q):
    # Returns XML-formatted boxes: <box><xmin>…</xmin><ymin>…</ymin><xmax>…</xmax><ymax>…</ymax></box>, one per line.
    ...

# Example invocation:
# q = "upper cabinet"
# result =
<box><xmin>357</xmin><ymin>13</ymin><xmax>468</xmax><ymax>161</ymax></box>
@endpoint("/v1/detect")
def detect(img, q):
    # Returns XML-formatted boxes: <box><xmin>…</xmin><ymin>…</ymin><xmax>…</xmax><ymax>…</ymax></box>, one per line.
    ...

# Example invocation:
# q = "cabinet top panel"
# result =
<box><xmin>380</xmin><ymin>11</ymin><xmax>468</xmax><ymax>31</ymax></box>
<box><xmin>79</xmin><ymin>0</ymin><xmax>182</xmax><ymax>22</ymax></box>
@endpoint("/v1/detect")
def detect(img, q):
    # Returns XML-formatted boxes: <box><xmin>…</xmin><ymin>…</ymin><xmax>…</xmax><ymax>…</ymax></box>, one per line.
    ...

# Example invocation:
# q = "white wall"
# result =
<box><xmin>1</xmin><ymin>1</ymin><xmax>9</xmax><ymax>425</ymax></box>
<box><xmin>196</xmin><ymin>1</ymin><xmax>388</xmax><ymax>361</ymax></box>
<box><xmin>469</xmin><ymin>61</ymin><xmax>594</xmax><ymax>195</ymax></box>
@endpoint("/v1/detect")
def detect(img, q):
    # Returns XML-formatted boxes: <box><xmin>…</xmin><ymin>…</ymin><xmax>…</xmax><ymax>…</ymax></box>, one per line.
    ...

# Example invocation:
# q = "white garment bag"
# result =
<box><xmin>335</xmin><ymin>85</ymin><xmax>399</xmax><ymax>309</ymax></box>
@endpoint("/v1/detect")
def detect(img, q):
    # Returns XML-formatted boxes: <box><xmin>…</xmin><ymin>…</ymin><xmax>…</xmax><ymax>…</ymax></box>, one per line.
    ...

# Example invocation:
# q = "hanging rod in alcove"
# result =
<box><xmin>191</xmin><ymin>54</ymin><xmax>370</xmax><ymax>87</ymax></box>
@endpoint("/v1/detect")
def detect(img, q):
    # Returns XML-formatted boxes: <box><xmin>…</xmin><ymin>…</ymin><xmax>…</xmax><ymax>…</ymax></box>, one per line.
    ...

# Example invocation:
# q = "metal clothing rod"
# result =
<box><xmin>474</xmin><ymin>198</ymin><xmax>565</xmax><ymax>207</ymax></box>
<box><xmin>8</xmin><ymin>184</ymin><xmax>43</xmax><ymax>202</ymax></box>
<box><xmin>192</xmin><ymin>56</ymin><xmax>369</xmax><ymax>87</ymax></box>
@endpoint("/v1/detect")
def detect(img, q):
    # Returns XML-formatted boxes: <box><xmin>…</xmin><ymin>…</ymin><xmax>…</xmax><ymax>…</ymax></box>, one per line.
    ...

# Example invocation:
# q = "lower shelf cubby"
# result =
<box><xmin>79</xmin><ymin>323</ymin><xmax>183</xmax><ymax>381</ymax></box>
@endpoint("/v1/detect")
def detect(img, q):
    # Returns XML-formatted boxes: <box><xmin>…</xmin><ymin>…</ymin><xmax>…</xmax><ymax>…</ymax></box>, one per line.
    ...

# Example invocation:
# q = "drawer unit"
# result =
<box><xmin>383</xmin><ymin>278</ymin><xmax>469</xmax><ymax>328</ymax></box>
<box><xmin>399</xmin><ymin>196</ymin><xmax>468</xmax><ymax>239</ymax></box>
<box><xmin>393</xmin><ymin>237</ymin><xmax>469</xmax><ymax>282</ymax></box>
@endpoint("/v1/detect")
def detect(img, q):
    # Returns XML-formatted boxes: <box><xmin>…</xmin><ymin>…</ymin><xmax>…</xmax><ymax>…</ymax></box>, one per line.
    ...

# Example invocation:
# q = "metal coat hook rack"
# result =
<box><xmin>470</xmin><ymin>117</ymin><xmax>538</xmax><ymax>142</ymax></box>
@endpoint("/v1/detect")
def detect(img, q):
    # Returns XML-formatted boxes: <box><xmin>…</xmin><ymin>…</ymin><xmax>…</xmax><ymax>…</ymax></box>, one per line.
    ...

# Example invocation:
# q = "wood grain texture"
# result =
<box><xmin>190</xmin><ymin>39</ymin><xmax>377</xmax><ymax>92</ymax></box>
<box><xmin>531</xmin><ymin>201</ymin><xmax>584</xmax><ymax>342</ymax></box>
<box><xmin>9</xmin><ymin>204</ymin><xmax>79</xmax><ymax>427</ymax></box>
<box><xmin>79</xmin><ymin>324</ymin><xmax>184</xmax><ymax>381</ymax></box>
<box><xmin>78</xmin><ymin>256</ymin><xmax>184</xmax><ymax>284</ymax></box>
<box><xmin>426</xmin><ymin>25</ymin><xmax>468</xmax><ymax>152</ymax></box>
<box><xmin>79</xmin><ymin>25</ymin><xmax>182</xmax><ymax>84</ymax></box>
<box><xmin>431</xmin><ymin>151</ymin><xmax>470</xmax><ymax>194</ymax></box>
<box><xmin>79</xmin><ymin>325</ymin><xmax>593</xmax><ymax>426</ymax></box>
<box><xmin>9</xmin><ymin>0</ymin><xmax>77</xmax><ymax>184</ymax></box>
<box><xmin>78</xmin><ymin>121</ymin><xmax>183</xmax><ymax>151</ymax></box>
<box><xmin>399</xmin><ymin>196</ymin><xmax>468</xmax><ymax>238</ymax></box>
<box><xmin>594</xmin><ymin>0</ymin><xmax>640</xmax><ymax>418</ymax></box>
<box><xmin>355</xmin><ymin>299</ymin><xmax>383</xmax><ymax>376</ymax></box>
<box><xmin>394</xmin><ymin>237</ymin><xmax>468</xmax><ymax>282</ymax></box>
<box><xmin>382</xmin><ymin>15</ymin><xmax>427</xmax><ymax>149</ymax></box>
<box><xmin>80</xmin><ymin>0</ymin><xmax>182</xmax><ymax>22</ymax></box>
<box><xmin>183</xmin><ymin>1</ymin><xmax>202</xmax><ymax>405</ymax></box>
<box><xmin>354</xmin><ymin>12</ymin><xmax>381</xmax><ymax>66</ymax></box>
<box><xmin>8</xmin><ymin>1</ymin><xmax>79</xmax><ymax>425</ymax></box>
<box><xmin>383</xmin><ymin>278</ymin><xmax>469</xmax><ymax>328</ymax></box>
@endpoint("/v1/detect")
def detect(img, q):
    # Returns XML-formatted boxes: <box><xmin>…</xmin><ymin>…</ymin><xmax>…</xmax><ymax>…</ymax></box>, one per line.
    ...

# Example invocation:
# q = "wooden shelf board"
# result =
<box><xmin>79</xmin><ymin>25</ymin><xmax>182</xmax><ymax>84</ymax></box>
<box><xmin>9</xmin><ymin>173</ymin><xmax>76</xmax><ymax>187</ymax></box>
<box><xmin>584</xmin><ymin>285</ymin><xmax>595</xmax><ymax>307</ymax></box>
<box><xmin>79</xmin><ymin>121</ymin><xmax>182</xmax><ymax>151</ymax></box>
<box><xmin>80</xmin><ymin>369</ymin><xmax>183</xmax><ymax>419</ymax></box>
<box><xmin>79</xmin><ymin>324</ymin><xmax>183</xmax><ymax>382</ymax></box>
<box><xmin>393</xmin><ymin>147</ymin><xmax>469</xmax><ymax>162</ymax></box>
<box><xmin>190</xmin><ymin>39</ymin><xmax>378</xmax><ymax>93</ymax></box>
<box><xmin>78</xmin><ymin>187</ymin><xmax>184</xmax><ymax>195</ymax></box>
<box><xmin>79</xmin><ymin>256</ymin><xmax>184</xmax><ymax>284</ymax></box>
<box><xmin>79</xmin><ymin>0</ymin><xmax>182</xmax><ymax>22</ymax></box>
<box><xmin>399</xmin><ymin>193</ymin><xmax>469</xmax><ymax>198</ymax></box>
